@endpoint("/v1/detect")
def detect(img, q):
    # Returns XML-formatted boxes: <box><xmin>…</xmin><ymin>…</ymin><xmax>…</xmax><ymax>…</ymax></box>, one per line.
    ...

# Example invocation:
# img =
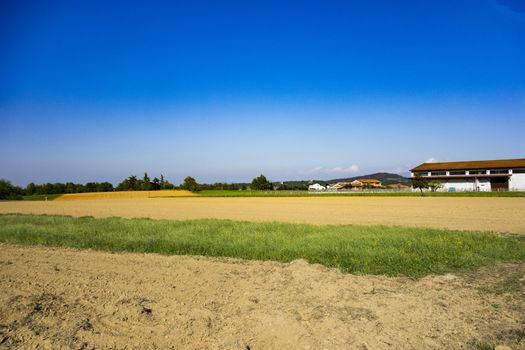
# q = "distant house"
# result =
<box><xmin>326</xmin><ymin>183</ymin><xmax>344</xmax><ymax>191</ymax></box>
<box><xmin>410</xmin><ymin>158</ymin><xmax>525</xmax><ymax>192</ymax></box>
<box><xmin>351</xmin><ymin>179</ymin><xmax>382</xmax><ymax>188</ymax></box>
<box><xmin>326</xmin><ymin>182</ymin><xmax>351</xmax><ymax>190</ymax></box>
<box><xmin>308</xmin><ymin>183</ymin><xmax>326</xmax><ymax>191</ymax></box>
<box><xmin>350</xmin><ymin>180</ymin><xmax>363</xmax><ymax>188</ymax></box>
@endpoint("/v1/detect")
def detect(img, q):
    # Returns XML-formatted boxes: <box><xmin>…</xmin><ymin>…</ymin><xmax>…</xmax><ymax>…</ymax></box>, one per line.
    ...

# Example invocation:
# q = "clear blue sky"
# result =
<box><xmin>1</xmin><ymin>0</ymin><xmax>524</xmax><ymax>186</ymax></box>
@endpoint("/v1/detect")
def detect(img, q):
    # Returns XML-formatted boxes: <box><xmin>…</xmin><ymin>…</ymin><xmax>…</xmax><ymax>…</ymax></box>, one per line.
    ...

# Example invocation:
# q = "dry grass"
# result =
<box><xmin>1</xmin><ymin>197</ymin><xmax>525</xmax><ymax>233</ymax></box>
<box><xmin>55</xmin><ymin>190</ymin><xmax>195</xmax><ymax>200</ymax></box>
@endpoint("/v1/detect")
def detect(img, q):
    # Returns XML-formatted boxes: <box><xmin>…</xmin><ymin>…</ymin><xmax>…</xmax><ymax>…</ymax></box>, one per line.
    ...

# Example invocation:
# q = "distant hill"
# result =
<box><xmin>277</xmin><ymin>172</ymin><xmax>410</xmax><ymax>187</ymax></box>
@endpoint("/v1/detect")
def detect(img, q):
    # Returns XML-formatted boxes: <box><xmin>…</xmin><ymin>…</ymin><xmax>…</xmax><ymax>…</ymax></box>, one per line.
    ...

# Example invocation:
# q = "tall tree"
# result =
<box><xmin>142</xmin><ymin>173</ymin><xmax>152</xmax><ymax>190</ymax></box>
<box><xmin>160</xmin><ymin>174</ymin><xmax>165</xmax><ymax>190</ymax></box>
<box><xmin>181</xmin><ymin>176</ymin><xmax>199</xmax><ymax>192</ymax></box>
<box><xmin>251</xmin><ymin>174</ymin><xmax>273</xmax><ymax>190</ymax></box>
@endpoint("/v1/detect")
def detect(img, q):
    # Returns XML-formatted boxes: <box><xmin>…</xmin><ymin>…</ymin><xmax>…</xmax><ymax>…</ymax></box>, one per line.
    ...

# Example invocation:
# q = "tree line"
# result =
<box><xmin>0</xmin><ymin>173</ymin><xmax>306</xmax><ymax>200</ymax></box>
<box><xmin>178</xmin><ymin>174</ymin><xmax>307</xmax><ymax>191</ymax></box>
<box><xmin>177</xmin><ymin>174</ymin><xmax>283</xmax><ymax>191</ymax></box>
<box><xmin>116</xmin><ymin>173</ymin><xmax>175</xmax><ymax>191</ymax></box>
<box><xmin>1</xmin><ymin>179</ymin><xmax>116</xmax><ymax>199</ymax></box>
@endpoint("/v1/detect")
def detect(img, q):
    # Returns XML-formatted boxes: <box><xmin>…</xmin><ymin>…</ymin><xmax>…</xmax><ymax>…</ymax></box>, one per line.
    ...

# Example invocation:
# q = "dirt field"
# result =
<box><xmin>2</xmin><ymin>197</ymin><xmax>524</xmax><ymax>348</ymax></box>
<box><xmin>1</xmin><ymin>196</ymin><xmax>525</xmax><ymax>233</ymax></box>
<box><xmin>0</xmin><ymin>244</ymin><xmax>523</xmax><ymax>349</ymax></box>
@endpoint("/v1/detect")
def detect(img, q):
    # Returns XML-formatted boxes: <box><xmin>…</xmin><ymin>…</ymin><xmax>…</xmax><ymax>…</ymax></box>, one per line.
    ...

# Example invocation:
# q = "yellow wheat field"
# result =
<box><xmin>55</xmin><ymin>190</ymin><xmax>195</xmax><ymax>200</ymax></box>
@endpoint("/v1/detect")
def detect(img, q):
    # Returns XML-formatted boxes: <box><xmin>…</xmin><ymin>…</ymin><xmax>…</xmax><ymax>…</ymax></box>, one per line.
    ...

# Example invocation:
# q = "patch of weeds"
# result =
<box><xmin>479</xmin><ymin>273</ymin><xmax>525</xmax><ymax>295</ymax></box>
<box><xmin>496</xmin><ymin>327</ymin><xmax>525</xmax><ymax>343</ymax></box>
<box><xmin>474</xmin><ymin>340</ymin><xmax>495</xmax><ymax>350</ymax></box>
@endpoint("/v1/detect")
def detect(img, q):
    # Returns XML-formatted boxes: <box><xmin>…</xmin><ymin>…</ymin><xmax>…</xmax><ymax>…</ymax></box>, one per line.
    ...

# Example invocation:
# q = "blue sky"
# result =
<box><xmin>1</xmin><ymin>0</ymin><xmax>524</xmax><ymax>185</ymax></box>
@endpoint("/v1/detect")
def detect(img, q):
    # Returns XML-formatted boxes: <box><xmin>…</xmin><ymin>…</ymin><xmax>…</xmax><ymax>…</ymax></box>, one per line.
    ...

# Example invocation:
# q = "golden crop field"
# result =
<box><xmin>2</xmin><ymin>196</ymin><xmax>525</xmax><ymax>233</ymax></box>
<box><xmin>55</xmin><ymin>189</ymin><xmax>195</xmax><ymax>200</ymax></box>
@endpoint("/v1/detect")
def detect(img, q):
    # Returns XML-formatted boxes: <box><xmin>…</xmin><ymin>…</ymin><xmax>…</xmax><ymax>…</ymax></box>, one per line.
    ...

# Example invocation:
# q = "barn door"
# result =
<box><xmin>490</xmin><ymin>177</ymin><xmax>509</xmax><ymax>192</ymax></box>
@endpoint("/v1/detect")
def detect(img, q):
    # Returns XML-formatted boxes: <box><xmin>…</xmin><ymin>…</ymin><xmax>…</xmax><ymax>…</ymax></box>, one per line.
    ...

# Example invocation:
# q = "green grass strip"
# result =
<box><xmin>0</xmin><ymin>214</ymin><xmax>523</xmax><ymax>278</ymax></box>
<box><xmin>21</xmin><ymin>194</ymin><xmax>63</xmax><ymax>201</ymax></box>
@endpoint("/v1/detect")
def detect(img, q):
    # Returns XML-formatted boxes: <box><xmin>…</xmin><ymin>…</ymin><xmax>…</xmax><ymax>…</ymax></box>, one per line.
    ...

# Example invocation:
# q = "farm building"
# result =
<box><xmin>326</xmin><ymin>182</ymin><xmax>348</xmax><ymax>190</ymax></box>
<box><xmin>308</xmin><ymin>183</ymin><xmax>326</xmax><ymax>191</ymax></box>
<box><xmin>410</xmin><ymin>158</ymin><xmax>525</xmax><ymax>192</ymax></box>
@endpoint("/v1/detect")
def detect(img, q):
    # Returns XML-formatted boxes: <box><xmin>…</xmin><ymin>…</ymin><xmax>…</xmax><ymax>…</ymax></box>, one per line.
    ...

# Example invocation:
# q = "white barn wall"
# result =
<box><xmin>509</xmin><ymin>173</ymin><xmax>525</xmax><ymax>191</ymax></box>
<box><xmin>440</xmin><ymin>179</ymin><xmax>491</xmax><ymax>192</ymax></box>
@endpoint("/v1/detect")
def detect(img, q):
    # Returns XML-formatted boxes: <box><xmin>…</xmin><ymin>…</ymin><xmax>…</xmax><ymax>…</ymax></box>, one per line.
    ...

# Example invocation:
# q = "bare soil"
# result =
<box><xmin>1</xmin><ymin>244</ymin><xmax>524</xmax><ymax>349</ymax></box>
<box><xmin>1</xmin><ymin>196</ymin><xmax>525</xmax><ymax>233</ymax></box>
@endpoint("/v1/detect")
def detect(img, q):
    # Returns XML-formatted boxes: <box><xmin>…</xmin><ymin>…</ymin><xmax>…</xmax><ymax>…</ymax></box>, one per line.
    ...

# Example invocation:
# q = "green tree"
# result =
<box><xmin>152</xmin><ymin>177</ymin><xmax>160</xmax><ymax>190</ymax></box>
<box><xmin>64</xmin><ymin>182</ymin><xmax>76</xmax><ymax>193</ymax></box>
<box><xmin>411</xmin><ymin>174</ymin><xmax>429</xmax><ymax>194</ymax></box>
<box><xmin>25</xmin><ymin>182</ymin><xmax>37</xmax><ymax>196</ymax></box>
<box><xmin>251</xmin><ymin>174</ymin><xmax>273</xmax><ymax>190</ymax></box>
<box><xmin>53</xmin><ymin>183</ymin><xmax>66</xmax><ymax>194</ymax></box>
<box><xmin>116</xmin><ymin>179</ymin><xmax>128</xmax><ymax>191</ymax></box>
<box><xmin>85</xmin><ymin>182</ymin><xmax>98</xmax><ymax>192</ymax></box>
<box><xmin>97</xmin><ymin>182</ymin><xmax>114</xmax><ymax>192</ymax></box>
<box><xmin>163</xmin><ymin>181</ymin><xmax>175</xmax><ymax>189</ymax></box>
<box><xmin>128</xmin><ymin>175</ymin><xmax>138</xmax><ymax>190</ymax></box>
<box><xmin>160</xmin><ymin>174</ymin><xmax>165</xmax><ymax>189</ymax></box>
<box><xmin>142</xmin><ymin>173</ymin><xmax>152</xmax><ymax>190</ymax></box>
<box><xmin>428</xmin><ymin>180</ymin><xmax>443</xmax><ymax>192</ymax></box>
<box><xmin>0</xmin><ymin>179</ymin><xmax>23</xmax><ymax>200</ymax></box>
<box><xmin>42</xmin><ymin>183</ymin><xmax>54</xmax><ymax>194</ymax></box>
<box><xmin>181</xmin><ymin>176</ymin><xmax>199</xmax><ymax>192</ymax></box>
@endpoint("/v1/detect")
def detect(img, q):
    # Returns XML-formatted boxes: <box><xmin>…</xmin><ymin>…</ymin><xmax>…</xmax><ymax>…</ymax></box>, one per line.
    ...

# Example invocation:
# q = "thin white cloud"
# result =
<box><xmin>425</xmin><ymin>157</ymin><xmax>438</xmax><ymax>163</ymax></box>
<box><xmin>300</xmin><ymin>165</ymin><xmax>360</xmax><ymax>175</ymax></box>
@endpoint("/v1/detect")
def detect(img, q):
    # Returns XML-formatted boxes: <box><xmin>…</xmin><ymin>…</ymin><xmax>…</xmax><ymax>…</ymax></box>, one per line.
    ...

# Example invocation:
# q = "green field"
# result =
<box><xmin>21</xmin><ymin>194</ymin><xmax>64</xmax><ymax>201</ymax></box>
<box><xmin>1</xmin><ymin>214</ymin><xmax>523</xmax><ymax>278</ymax></box>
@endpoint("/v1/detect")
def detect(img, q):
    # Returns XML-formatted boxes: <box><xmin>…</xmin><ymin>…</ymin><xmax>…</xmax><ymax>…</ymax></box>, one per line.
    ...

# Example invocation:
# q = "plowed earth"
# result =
<box><xmin>0</xmin><ymin>244</ymin><xmax>524</xmax><ymax>349</ymax></box>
